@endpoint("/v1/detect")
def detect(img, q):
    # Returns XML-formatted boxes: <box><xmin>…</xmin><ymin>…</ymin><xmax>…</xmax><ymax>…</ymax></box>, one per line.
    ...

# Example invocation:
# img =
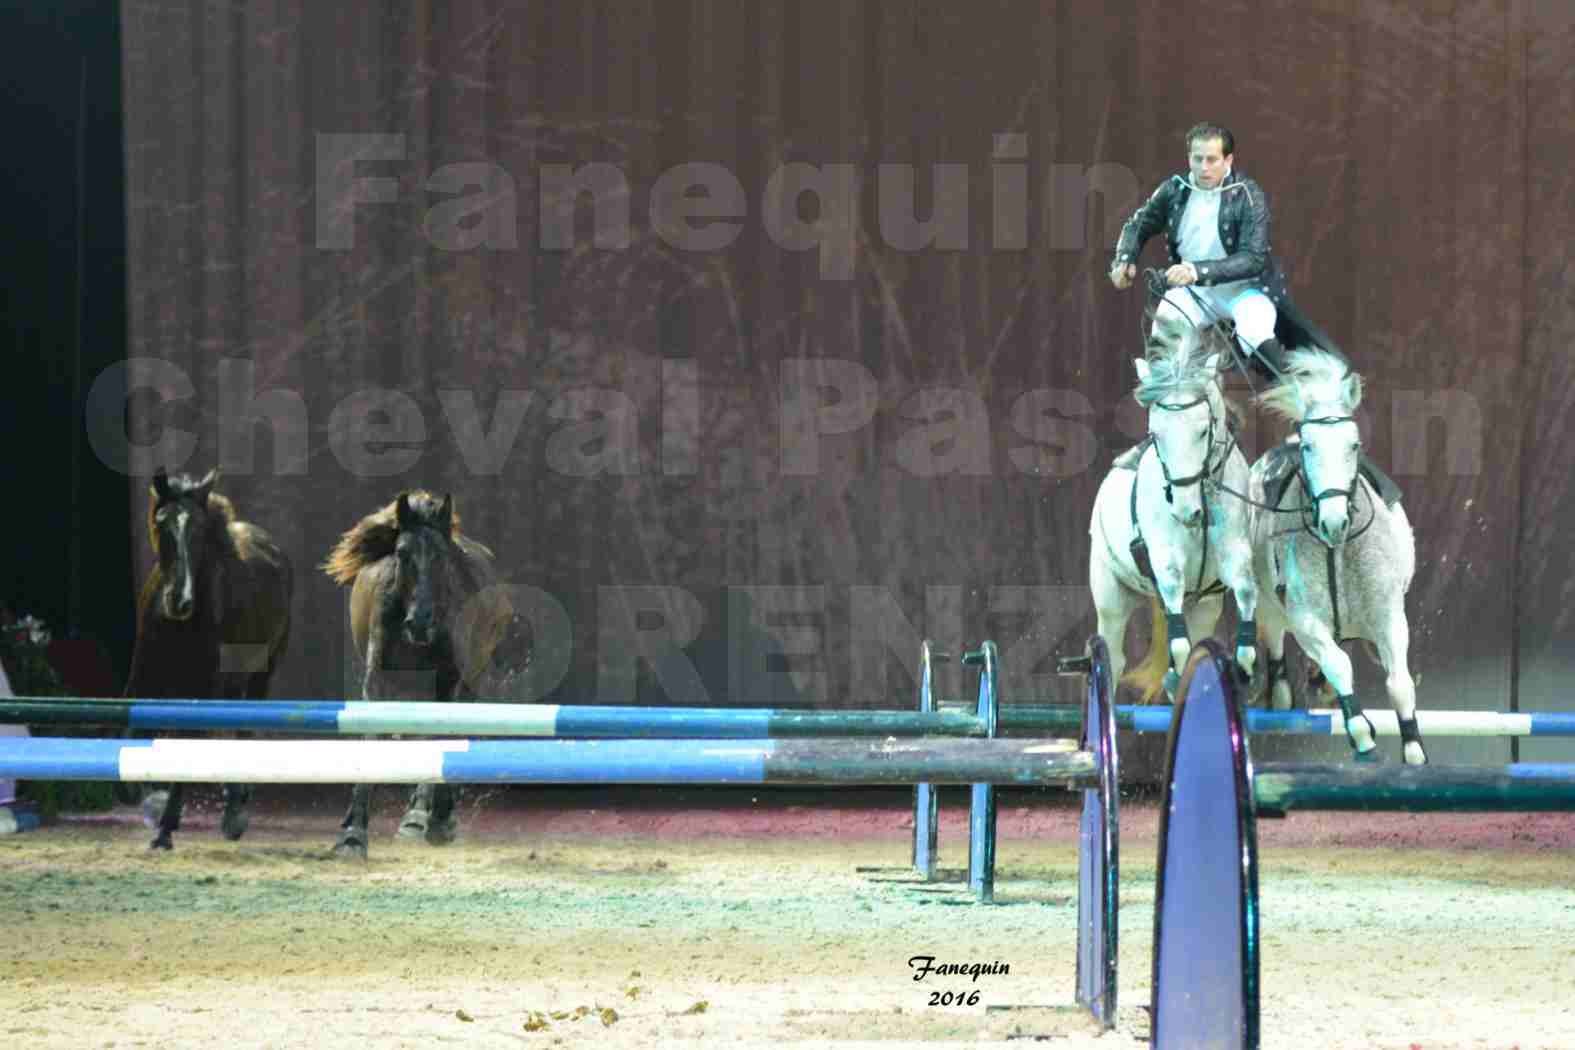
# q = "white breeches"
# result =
<box><xmin>1153</xmin><ymin>286</ymin><xmax>1277</xmax><ymax>349</ymax></box>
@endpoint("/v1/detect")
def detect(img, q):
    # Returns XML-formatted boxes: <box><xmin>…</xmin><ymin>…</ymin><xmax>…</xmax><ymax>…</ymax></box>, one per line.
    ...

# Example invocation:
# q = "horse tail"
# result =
<box><xmin>1120</xmin><ymin>593</ymin><xmax>1171</xmax><ymax>705</ymax></box>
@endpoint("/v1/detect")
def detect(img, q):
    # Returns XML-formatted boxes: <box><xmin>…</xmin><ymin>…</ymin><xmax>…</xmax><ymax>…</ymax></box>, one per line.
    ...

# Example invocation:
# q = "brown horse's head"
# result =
<box><xmin>390</xmin><ymin>491</ymin><xmax>455</xmax><ymax>647</ymax></box>
<box><xmin>147</xmin><ymin>467</ymin><xmax>231</xmax><ymax>622</ymax></box>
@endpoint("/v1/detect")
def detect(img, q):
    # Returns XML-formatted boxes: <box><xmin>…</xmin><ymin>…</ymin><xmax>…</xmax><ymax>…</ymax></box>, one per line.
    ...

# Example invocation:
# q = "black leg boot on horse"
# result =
<box><xmin>336</xmin><ymin>783</ymin><xmax>373</xmax><ymax>860</ymax></box>
<box><xmin>397</xmin><ymin>783</ymin><xmax>459</xmax><ymax>844</ymax></box>
<box><xmin>1398</xmin><ymin>716</ymin><xmax>1428</xmax><ymax>765</ymax></box>
<box><xmin>1337</xmin><ymin>692</ymin><xmax>1382</xmax><ymax>762</ymax></box>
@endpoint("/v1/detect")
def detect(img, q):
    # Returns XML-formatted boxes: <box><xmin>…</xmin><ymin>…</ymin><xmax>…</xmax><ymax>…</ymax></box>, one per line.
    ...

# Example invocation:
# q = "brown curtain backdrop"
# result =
<box><xmin>120</xmin><ymin>0</ymin><xmax>1575</xmax><ymax>775</ymax></box>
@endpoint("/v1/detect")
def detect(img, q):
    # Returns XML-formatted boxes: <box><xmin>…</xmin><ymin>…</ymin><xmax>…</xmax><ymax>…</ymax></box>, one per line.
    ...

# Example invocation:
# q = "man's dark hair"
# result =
<box><xmin>1184</xmin><ymin>122</ymin><xmax>1235</xmax><ymax>157</ymax></box>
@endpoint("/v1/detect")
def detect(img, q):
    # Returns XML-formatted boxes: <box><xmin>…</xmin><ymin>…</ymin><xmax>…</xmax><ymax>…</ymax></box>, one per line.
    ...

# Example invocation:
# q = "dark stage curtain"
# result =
<box><xmin>119</xmin><ymin>0</ymin><xmax>1575</xmax><ymax>772</ymax></box>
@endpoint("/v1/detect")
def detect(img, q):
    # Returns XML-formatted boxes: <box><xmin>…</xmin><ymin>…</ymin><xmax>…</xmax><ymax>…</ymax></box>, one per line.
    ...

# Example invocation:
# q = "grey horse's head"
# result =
<box><xmin>1258</xmin><ymin>350</ymin><xmax>1364</xmax><ymax>546</ymax></box>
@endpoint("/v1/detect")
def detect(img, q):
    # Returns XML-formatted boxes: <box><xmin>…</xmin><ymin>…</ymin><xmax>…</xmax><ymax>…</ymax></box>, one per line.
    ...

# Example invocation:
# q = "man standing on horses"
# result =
<box><xmin>1109</xmin><ymin>122</ymin><xmax>1343</xmax><ymax>382</ymax></box>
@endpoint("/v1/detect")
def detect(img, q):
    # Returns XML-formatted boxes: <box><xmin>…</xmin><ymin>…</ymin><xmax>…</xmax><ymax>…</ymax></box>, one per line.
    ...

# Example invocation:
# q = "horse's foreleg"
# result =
<box><xmin>426</xmin><ymin>784</ymin><xmax>458</xmax><ymax>846</ymax></box>
<box><xmin>218</xmin><ymin>669</ymin><xmax>265</xmax><ymax>842</ymax></box>
<box><xmin>1375</xmin><ymin>609</ymin><xmax>1426</xmax><ymax>766</ymax></box>
<box><xmin>398</xmin><ymin>783</ymin><xmax>434</xmax><ymax>839</ymax></box>
<box><xmin>1215</xmin><ymin>534</ymin><xmax>1260</xmax><ymax>679</ymax></box>
<box><xmin>1258</xmin><ymin>599</ymin><xmax>1293</xmax><ymax>711</ymax></box>
<box><xmin>1295</xmin><ymin>625</ymin><xmax>1377</xmax><ymax>761</ymax></box>
<box><xmin>220</xmin><ymin>784</ymin><xmax>253</xmax><ymax>841</ymax></box>
<box><xmin>150</xmin><ymin>782</ymin><xmax>184</xmax><ymax>851</ymax></box>
<box><xmin>1154</xmin><ymin>576</ymin><xmax>1191</xmax><ymax>700</ymax></box>
<box><xmin>334</xmin><ymin>783</ymin><xmax>373</xmax><ymax>860</ymax></box>
<box><xmin>1090</xmin><ymin>562</ymin><xmax>1139</xmax><ymax>690</ymax></box>
<box><xmin>1183</xmin><ymin>595</ymin><xmax>1224</xmax><ymax>664</ymax></box>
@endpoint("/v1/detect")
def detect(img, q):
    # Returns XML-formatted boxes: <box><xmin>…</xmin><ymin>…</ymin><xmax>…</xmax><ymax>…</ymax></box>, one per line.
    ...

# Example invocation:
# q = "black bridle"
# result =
<box><xmin>1149</xmin><ymin>393</ymin><xmax>1227</xmax><ymax>505</ymax></box>
<box><xmin>1292</xmin><ymin>414</ymin><xmax>1375</xmax><ymax>547</ymax></box>
<box><xmin>1127</xmin><ymin>388</ymin><xmax>1237</xmax><ymax>601</ymax></box>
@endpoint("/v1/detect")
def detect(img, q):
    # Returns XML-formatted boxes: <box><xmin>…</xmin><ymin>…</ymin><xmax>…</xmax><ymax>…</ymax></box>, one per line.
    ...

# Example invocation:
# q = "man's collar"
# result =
<box><xmin>1174</xmin><ymin>167</ymin><xmax>1243</xmax><ymax>194</ymax></box>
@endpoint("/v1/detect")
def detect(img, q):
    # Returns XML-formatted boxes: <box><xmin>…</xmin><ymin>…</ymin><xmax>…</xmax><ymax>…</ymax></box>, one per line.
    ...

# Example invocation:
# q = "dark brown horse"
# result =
<box><xmin>125</xmin><ymin>467</ymin><xmax>293</xmax><ymax>850</ymax></box>
<box><xmin>321</xmin><ymin>490</ymin><xmax>512</xmax><ymax>860</ymax></box>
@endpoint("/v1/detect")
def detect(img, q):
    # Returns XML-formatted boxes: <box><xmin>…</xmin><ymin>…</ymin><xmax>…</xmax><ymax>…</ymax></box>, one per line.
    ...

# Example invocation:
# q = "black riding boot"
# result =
<box><xmin>1249</xmin><ymin>337</ymin><xmax>1289</xmax><ymax>382</ymax></box>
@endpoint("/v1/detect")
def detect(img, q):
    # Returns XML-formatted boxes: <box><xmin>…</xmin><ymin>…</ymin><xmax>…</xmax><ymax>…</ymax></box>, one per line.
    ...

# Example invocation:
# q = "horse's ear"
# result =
<box><xmin>437</xmin><ymin>493</ymin><xmax>454</xmax><ymax>533</ymax></box>
<box><xmin>196</xmin><ymin>468</ymin><xmax>218</xmax><ymax>501</ymax></box>
<box><xmin>1341</xmin><ymin>369</ymin><xmax>1363</xmax><ymax>410</ymax></box>
<box><xmin>152</xmin><ymin>467</ymin><xmax>171</xmax><ymax>503</ymax></box>
<box><xmin>395</xmin><ymin>492</ymin><xmax>416</xmax><ymax>530</ymax></box>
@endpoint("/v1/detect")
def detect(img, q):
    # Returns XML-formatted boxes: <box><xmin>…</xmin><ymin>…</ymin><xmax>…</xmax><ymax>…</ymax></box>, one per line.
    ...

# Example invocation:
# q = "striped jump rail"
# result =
<box><xmin>9</xmin><ymin>701</ymin><xmax>1572</xmax><ymax>740</ymax></box>
<box><xmin>934</xmin><ymin>702</ymin><xmax>1575</xmax><ymax>738</ymax></box>
<box><xmin>0</xmin><ymin>697</ymin><xmax>990</xmax><ymax>738</ymax></box>
<box><xmin>1150</xmin><ymin>641</ymin><xmax>1575</xmax><ymax>1050</ymax></box>
<box><xmin>0</xmin><ymin>734</ymin><xmax>1092</xmax><ymax>786</ymax></box>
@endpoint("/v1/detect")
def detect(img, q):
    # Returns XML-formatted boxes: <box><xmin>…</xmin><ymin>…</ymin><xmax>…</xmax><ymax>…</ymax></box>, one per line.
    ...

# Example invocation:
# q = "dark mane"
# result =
<box><xmin>145</xmin><ymin>473</ymin><xmax>238</xmax><ymax>556</ymax></box>
<box><xmin>321</xmin><ymin>490</ymin><xmax>486</xmax><ymax>586</ymax></box>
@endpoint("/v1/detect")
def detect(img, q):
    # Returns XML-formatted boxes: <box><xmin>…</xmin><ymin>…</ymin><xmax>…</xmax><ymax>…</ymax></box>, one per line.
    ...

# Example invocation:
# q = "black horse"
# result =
<box><xmin>125</xmin><ymin>468</ymin><xmax>293</xmax><ymax>850</ymax></box>
<box><xmin>321</xmin><ymin>491</ymin><xmax>512</xmax><ymax>860</ymax></box>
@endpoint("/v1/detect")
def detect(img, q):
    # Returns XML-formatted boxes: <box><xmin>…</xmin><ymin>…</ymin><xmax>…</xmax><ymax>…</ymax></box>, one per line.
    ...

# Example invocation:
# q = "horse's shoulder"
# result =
<box><xmin>1111</xmin><ymin>439</ymin><xmax>1149</xmax><ymax>471</ymax></box>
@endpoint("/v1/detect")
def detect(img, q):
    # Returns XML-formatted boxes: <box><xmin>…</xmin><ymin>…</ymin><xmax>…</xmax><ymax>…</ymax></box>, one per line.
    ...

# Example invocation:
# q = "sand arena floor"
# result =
<box><xmin>2</xmin><ymin>785</ymin><xmax>1573</xmax><ymax>1050</ymax></box>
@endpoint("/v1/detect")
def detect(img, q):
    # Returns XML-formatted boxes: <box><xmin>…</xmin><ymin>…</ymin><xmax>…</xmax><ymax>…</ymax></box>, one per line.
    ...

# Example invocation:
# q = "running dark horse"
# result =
<box><xmin>126</xmin><ymin>467</ymin><xmax>293</xmax><ymax>850</ymax></box>
<box><xmin>321</xmin><ymin>491</ymin><xmax>512</xmax><ymax>860</ymax></box>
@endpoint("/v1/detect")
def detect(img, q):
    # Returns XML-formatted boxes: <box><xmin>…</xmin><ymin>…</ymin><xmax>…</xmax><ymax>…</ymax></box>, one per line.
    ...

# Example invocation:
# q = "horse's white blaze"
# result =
<box><xmin>119</xmin><ymin>738</ymin><xmax>470</xmax><ymax>783</ymax></box>
<box><xmin>172</xmin><ymin>510</ymin><xmax>194</xmax><ymax>605</ymax></box>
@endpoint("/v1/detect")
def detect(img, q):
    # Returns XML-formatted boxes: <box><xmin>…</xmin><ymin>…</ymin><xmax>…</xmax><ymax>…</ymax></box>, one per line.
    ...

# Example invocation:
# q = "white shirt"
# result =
<box><xmin>1176</xmin><ymin>172</ymin><xmax>1251</xmax><ymax>299</ymax></box>
<box><xmin>1177</xmin><ymin>183</ymin><xmax>1226</xmax><ymax>263</ymax></box>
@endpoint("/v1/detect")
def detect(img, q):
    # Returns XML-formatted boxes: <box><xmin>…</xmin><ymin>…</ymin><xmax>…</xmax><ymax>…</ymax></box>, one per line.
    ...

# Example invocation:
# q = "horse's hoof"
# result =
<box><xmin>425</xmin><ymin>818</ymin><xmax>457</xmax><ymax>846</ymax></box>
<box><xmin>149</xmin><ymin>835</ymin><xmax>174</xmax><ymax>851</ymax></box>
<box><xmin>221</xmin><ymin>809</ymin><xmax>250</xmax><ymax>841</ymax></box>
<box><xmin>1353</xmin><ymin>746</ymin><xmax>1385</xmax><ymax>764</ymax></box>
<box><xmin>332</xmin><ymin>837</ymin><xmax>368</xmax><ymax>862</ymax></box>
<box><xmin>1161</xmin><ymin>670</ymin><xmax>1181</xmax><ymax>701</ymax></box>
<box><xmin>397</xmin><ymin>810</ymin><xmax>430</xmax><ymax>839</ymax></box>
<box><xmin>141</xmin><ymin>790</ymin><xmax>169</xmax><ymax>830</ymax></box>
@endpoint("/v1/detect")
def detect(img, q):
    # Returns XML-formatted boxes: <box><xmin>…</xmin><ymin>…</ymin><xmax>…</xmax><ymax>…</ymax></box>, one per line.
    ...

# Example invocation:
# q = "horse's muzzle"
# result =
<box><xmin>162</xmin><ymin>590</ymin><xmax>195</xmax><ymax>621</ymax></box>
<box><xmin>402</xmin><ymin>619</ymin><xmax>435</xmax><ymax>646</ymax></box>
<box><xmin>1319</xmin><ymin>515</ymin><xmax>1350</xmax><ymax>546</ymax></box>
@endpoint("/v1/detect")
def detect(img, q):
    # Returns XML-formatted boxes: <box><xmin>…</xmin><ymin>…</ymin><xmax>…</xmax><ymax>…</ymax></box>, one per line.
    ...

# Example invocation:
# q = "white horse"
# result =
<box><xmin>1088</xmin><ymin>317</ymin><xmax>1259</xmax><ymax>701</ymax></box>
<box><xmin>1248</xmin><ymin>349</ymin><xmax>1426</xmax><ymax>764</ymax></box>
